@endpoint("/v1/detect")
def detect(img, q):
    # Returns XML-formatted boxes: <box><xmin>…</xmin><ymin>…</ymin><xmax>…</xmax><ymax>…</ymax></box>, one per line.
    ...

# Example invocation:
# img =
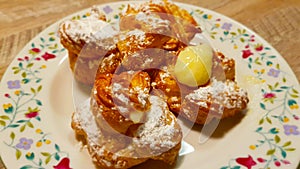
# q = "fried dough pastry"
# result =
<box><xmin>182</xmin><ymin>78</ymin><xmax>249</xmax><ymax>124</ymax></box>
<box><xmin>152</xmin><ymin>52</ymin><xmax>248</xmax><ymax>124</ymax></box>
<box><xmin>120</xmin><ymin>0</ymin><xmax>201</xmax><ymax>58</ymax></box>
<box><xmin>212</xmin><ymin>52</ymin><xmax>236</xmax><ymax>81</ymax></box>
<box><xmin>120</xmin><ymin>0</ymin><xmax>200</xmax><ymax>42</ymax></box>
<box><xmin>72</xmin><ymin>71</ymin><xmax>182</xmax><ymax>169</ymax></box>
<box><xmin>92</xmin><ymin>72</ymin><xmax>151</xmax><ymax>134</ymax></box>
<box><xmin>61</xmin><ymin>0</ymin><xmax>250</xmax><ymax>168</ymax></box>
<box><xmin>59</xmin><ymin>7</ymin><xmax>120</xmax><ymax>85</ymax></box>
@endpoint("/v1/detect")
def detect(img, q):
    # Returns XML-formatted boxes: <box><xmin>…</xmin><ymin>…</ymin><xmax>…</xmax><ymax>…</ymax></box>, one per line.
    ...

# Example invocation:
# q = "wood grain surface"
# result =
<box><xmin>0</xmin><ymin>0</ymin><xmax>300</xmax><ymax>169</ymax></box>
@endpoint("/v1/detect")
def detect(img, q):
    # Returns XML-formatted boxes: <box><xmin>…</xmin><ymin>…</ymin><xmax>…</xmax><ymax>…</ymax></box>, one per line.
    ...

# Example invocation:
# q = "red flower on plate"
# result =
<box><xmin>42</xmin><ymin>52</ymin><xmax>56</xmax><ymax>61</ymax></box>
<box><xmin>53</xmin><ymin>157</ymin><xmax>72</xmax><ymax>169</ymax></box>
<box><xmin>255</xmin><ymin>44</ymin><xmax>264</xmax><ymax>51</ymax></box>
<box><xmin>257</xmin><ymin>157</ymin><xmax>266</xmax><ymax>163</ymax></box>
<box><xmin>242</xmin><ymin>49</ymin><xmax>253</xmax><ymax>59</ymax></box>
<box><xmin>25</xmin><ymin>111</ymin><xmax>39</xmax><ymax>118</ymax></box>
<box><xmin>263</xmin><ymin>93</ymin><xmax>276</xmax><ymax>99</ymax></box>
<box><xmin>236</xmin><ymin>155</ymin><xmax>257</xmax><ymax>169</ymax></box>
<box><xmin>274</xmin><ymin>160</ymin><xmax>281</xmax><ymax>167</ymax></box>
<box><xmin>30</xmin><ymin>48</ymin><xmax>41</xmax><ymax>53</ymax></box>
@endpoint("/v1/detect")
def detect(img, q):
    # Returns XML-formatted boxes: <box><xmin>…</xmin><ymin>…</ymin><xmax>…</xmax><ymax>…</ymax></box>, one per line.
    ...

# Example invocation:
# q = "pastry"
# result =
<box><xmin>72</xmin><ymin>71</ymin><xmax>182</xmax><ymax>168</ymax></box>
<box><xmin>59</xmin><ymin>0</ymin><xmax>250</xmax><ymax>168</ymax></box>
<box><xmin>59</xmin><ymin>7</ymin><xmax>119</xmax><ymax>85</ymax></box>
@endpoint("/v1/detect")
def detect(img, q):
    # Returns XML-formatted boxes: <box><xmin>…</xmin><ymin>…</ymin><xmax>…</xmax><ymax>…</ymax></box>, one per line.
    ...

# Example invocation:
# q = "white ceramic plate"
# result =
<box><xmin>1</xmin><ymin>1</ymin><xmax>300</xmax><ymax>169</ymax></box>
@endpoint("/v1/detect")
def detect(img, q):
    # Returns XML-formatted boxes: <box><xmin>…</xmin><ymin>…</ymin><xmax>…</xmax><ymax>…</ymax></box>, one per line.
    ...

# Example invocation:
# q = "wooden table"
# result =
<box><xmin>0</xmin><ymin>0</ymin><xmax>299</xmax><ymax>169</ymax></box>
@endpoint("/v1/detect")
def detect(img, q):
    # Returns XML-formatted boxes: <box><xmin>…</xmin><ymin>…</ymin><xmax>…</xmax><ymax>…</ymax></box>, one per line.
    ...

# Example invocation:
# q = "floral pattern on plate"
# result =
<box><xmin>0</xmin><ymin>2</ymin><xmax>299</xmax><ymax>169</ymax></box>
<box><xmin>0</xmin><ymin>32</ymin><xmax>70</xmax><ymax>169</ymax></box>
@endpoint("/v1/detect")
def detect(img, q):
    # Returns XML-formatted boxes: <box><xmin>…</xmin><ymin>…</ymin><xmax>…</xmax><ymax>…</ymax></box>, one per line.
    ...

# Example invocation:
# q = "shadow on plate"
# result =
<box><xmin>189</xmin><ymin>109</ymin><xmax>247</xmax><ymax>139</ymax></box>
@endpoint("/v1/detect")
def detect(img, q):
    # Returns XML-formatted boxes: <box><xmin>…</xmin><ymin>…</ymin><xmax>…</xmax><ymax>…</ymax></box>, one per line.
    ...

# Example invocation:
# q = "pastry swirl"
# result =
<box><xmin>59</xmin><ymin>0</ymin><xmax>249</xmax><ymax>168</ymax></box>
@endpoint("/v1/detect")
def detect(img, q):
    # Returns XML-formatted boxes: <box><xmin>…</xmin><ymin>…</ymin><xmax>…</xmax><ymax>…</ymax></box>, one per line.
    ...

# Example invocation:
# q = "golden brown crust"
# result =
<box><xmin>92</xmin><ymin>72</ymin><xmax>151</xmax><ymax>134</ymax></box>
<box><xmin>212</xmin><ymin>52</ymin><xmax>236</xmax><ymax>81</ymax></box>
<box><xmin>151</xmin><ymin>52</ymin><xmax>248</xmax><ymax>124</ymax></box>
<box><xmin>63</xmin><ymin>1</ymin><xmax>249</xmax><ymax>168</ymax></box>
<box><xmin>182</xmin><ymin>79</ymin><xmax>249</xmax><ymax>124</ymax></box>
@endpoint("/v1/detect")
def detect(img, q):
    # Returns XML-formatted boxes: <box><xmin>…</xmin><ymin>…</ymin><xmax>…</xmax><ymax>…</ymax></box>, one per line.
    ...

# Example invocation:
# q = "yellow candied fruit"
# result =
<box><xmin>174</xmin><ymin>44</ymin><xmax>213</xmax><ymax>87</ymax></box>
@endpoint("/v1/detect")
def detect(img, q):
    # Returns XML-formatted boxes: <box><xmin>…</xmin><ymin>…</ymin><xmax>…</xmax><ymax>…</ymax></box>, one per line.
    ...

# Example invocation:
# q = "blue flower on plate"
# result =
<box><xmin>16</xmin><ymin>137</ymin><xmax>33</xmax><ymax>150</ymax></box>
<box><xmin>267</xmin><ymin>68</ymin><xmax>280</xmax><ymax>78</ymax></box>
<box><xmin>283</xmin><ymin>125</ymin><xmax>300</xmax><ymax>136</ymax></box>
<box><xmin>221</xmin><ymin>22</ymin><xmax>232</xmax><ymax>31</ymax></box>
<box><xmin>7</xmin><ymin>80</ymin><xmax>21</xmax><ymax>89</ymax></box>
<box><xmin>103</xmin><ymin>6</ymin><xmax>113</xmax><ymax>14</ymax></box>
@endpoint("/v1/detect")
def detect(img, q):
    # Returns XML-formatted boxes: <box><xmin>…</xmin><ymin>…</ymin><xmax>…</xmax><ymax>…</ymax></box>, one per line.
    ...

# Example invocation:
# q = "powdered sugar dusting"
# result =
<box><xmin>60</xmin><ymin>6</ymin><xmax>119</xmax><ymax>50</ymax></box>
<box><xmin>133</xmin><ymin>96</ymin><xmax>178</xmax><ymax>150</ymax></box>
<box><xmin>185</xmin><ymin>78</ymin><xmax>248</xmax><ymax>110</ymax></box>
<box><xmin>135</xmin><ymin>12</ymin><xmax>170</xmax><ymax>33</ymax></box>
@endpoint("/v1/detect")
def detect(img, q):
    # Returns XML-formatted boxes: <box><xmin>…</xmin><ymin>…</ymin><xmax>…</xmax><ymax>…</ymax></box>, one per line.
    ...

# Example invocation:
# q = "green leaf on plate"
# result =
<box><xmin>13</xmin><ymin>69</ymin><xmax>20</xmax><ymax>74</ymax></box>
<box><xmin>21</xmin><ymin>72</ymin><xmax>27</xmax><ymax>78</ymax></box>
<box><xmin>281</xmin><ymin>149</ymin><xmax>287</xmax><ymax>158</ymax></box>
<box><xmin>259</xmin><ymin>118</ymin><xmax>264</xmax><ymax>125</ymax></box>
<box><xmin>266</xmin><ymin>117</ymin><xmax>272</xmax><ymax>124</ymax></box>
<box><xmin>55</xmin><ymin>144</ymin><xmax>60</xmax><ymax>152</ymax></box>
<box><xmin>31</xmin><ymin>88</ymin><xmax>36</xmax><ymax>94</ymax></box>
<box><xmin>20</xmin><ymin>125</ymin><xmax>26</xmax><ymax>132</ymax></box>
<box><xmin>16</xmin><ymin>120</ymin><xmax>26</xmax><ymax>123</ymax></box>
<box><xmin>41</xmin><ymin>152</ymin><xmax>51</xmax><ymax>157</ymax></box>
<box><xmin>37</xmin><ymin>85</ymin><xmax>42</xmax><ymax>92</ymax></box>
<box><xmin>292</xmin><ymin>88</ymin><xmax>299</xmax><ymax>94</ymax></box>
<box><xmin>269</xmin><ymin>128</ymin><xmax>279</xmax><ymax>134</ymax></box>
<box><xmin>283</xmin><ymin>77</ymin><xmax>287</xmax><ymax>83</ymax></box>
<box><xmin>36</xmin><ymin>100</ymin><xmax>42</xmax><ymax>106</ymax></box>
<box><xmin>220</xmin><ymin>167</ymin><xmax>228</xmax><ymax>169</ymax></box>
<box><xmin>256</xmin><ymin>127</ymin><xmax>263</xmax><ymax>132</ymax></box>
<box><xmin>290</xmin><ymin>94</ymin><xmax>299</xmax><ymax>98</ymax></box>
<box><xmin>36</xmin><ymin>79</ymin><xmax>42</xmax><ymax>83</ymax></box>
<box><xmin>22</xmin><ymin>79</ymin><xmax>30</xmax><ymax>84</ymax></box>
<box><xmin>54</xmin><ymin>153</ymin><xmax>60</xmax><ymax>161</ymax></box>
<box><xmin>282</xmin><ymin>141</ymin><xmax>291</xmax><ymax>147</ymax></box>
<box><xmin>27</xmin><ymin>121</ymin><xmax>34</xmax><ymax>128</ymax></box>
<box><xmin>268</xmin><ymin>55</ymin><xmax>277</xmax><ymax>59</ymax></box>
<box><xmin>285</xmin><ymin>148</ymin><xmax>296</xmax><ymax>152</ymax></box>
<box><xmin>0</xmin><ymin>115</ymin><xmax>10</xmax><ymax>120</ymax></box>
<box><xmin>16</xmin><ymin>149</ymin><xmax>22</xmax><ymax>160</ymax></box>
<box><xmin>260</xmin><ymin>103</ymin><xmax>266</xmax><ymax>110</ymax></box>
<box><xmin>49</xmin><ymin>37</ymin><xmax>55</xmax><ymax>42</ymax></box>
<box><xmin>8</xmin><ymin>124</ymin><xmax>19</xmax><ymax>128</ymax></box>
<box><xmin>45</xmin><ymin>156</ymin><xmax>51</xmax><ymax>164</ymax></box>
<box><xmin>20</xmin><ymin>165</ymin><xmax>32</xmax><ymax>169</ymax></box>
<box><xmin>274</xmin><ymin>135</ymin><xmax>281</xmax><ymax>143</ymax></box>
<box><xmin>266</xmin><ymin>149</ymin><xmax>276</xmax><ymax>155</ymax></box>
<box><xmin>10</xmin><ymin>132</ymin><xmax>15</xmax><ymax>140</ymax></box>
<box><xmin>39</xmin><ymin>158</ymin><xmax>42</xmax><ymax>166</ymax></box>
<box><xmin>27</xmin><ymin>63</ymin><xmax>34</xmax><ymax>68</ymax></box>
